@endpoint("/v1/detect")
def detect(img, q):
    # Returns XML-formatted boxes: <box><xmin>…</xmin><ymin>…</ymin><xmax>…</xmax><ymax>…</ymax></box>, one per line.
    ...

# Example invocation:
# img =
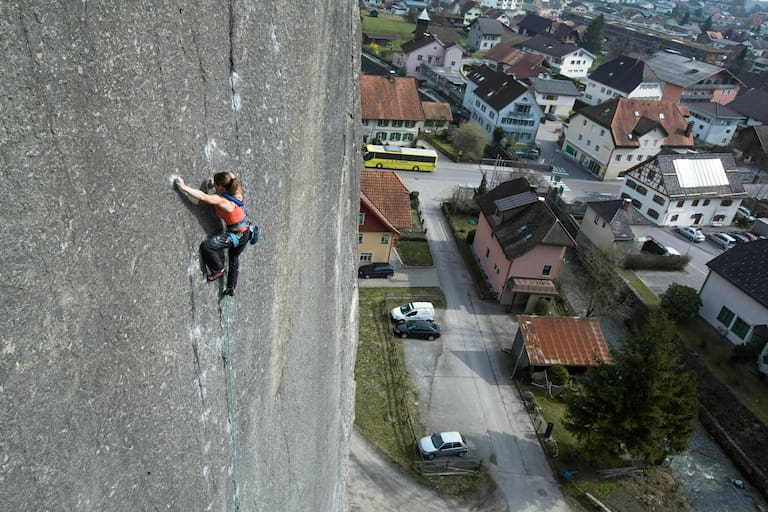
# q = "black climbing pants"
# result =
<box><xmin>200</xmin><ymin>229</ymin><xmax>251</xmax><ymax>290</ymax></box>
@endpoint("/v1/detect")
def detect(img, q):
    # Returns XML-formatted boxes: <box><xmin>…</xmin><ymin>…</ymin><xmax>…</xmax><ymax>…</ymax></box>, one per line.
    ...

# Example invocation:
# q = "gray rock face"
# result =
<box><xmin>0</xmin><ymin>2</ymin><xmax>360</xmax><ymax>510</ymax></box>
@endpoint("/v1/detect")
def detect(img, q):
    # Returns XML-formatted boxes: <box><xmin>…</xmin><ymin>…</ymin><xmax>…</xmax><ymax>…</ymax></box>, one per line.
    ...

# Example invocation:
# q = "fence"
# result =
<box><xmin>413</xmin><ymin>457</ymin><xmax>483</xmax><ymax>476</ymax></box>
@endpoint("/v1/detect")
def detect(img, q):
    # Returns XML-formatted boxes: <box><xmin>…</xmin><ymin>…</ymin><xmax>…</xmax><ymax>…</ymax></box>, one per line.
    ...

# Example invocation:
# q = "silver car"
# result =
<box><xmin>676</xmin><ymin>226</ymin><xmax>705</xmax><ymax>242</ymax></box>
<box><xmin>708</xmin><ymin>232</ymin><xmax>736</xmax><ymax>250</ymax></box>
<box><xmin>418</xmin><ymin>431</ymin><xmax>468</xmax><ymax>459</ymax></box>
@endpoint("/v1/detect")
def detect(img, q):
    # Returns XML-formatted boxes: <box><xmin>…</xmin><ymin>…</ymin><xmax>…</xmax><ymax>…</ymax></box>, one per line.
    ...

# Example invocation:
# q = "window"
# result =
<box><xmin>625</xmin><ymin>179</ymin><xmax>636</xmax><ymax>190</ymax></box>
<box><xmin>578</xmin><ymin>134</ymin><xmax>583</xmax><ymax>141</ymax></box>
<box><xmin>481</xmin><ymin>104</ymin><xmax>486</xmax><ymax>112</ymax></box>
<box><xmin>731</xmin><ymin>317</ymin><xmax>750</xmax><ymax>339</ymax></box>
<box><xmin>703</xmin><ymin>199</ymin><xmax>710</xmax><ymax>206</ymax></box>
<box><xmin>713</xmin><ymin>214</ymin><xmax>726</xmax><ymax>222</ymax></box>
<box><xmin>717</xmin><ymin>306</ymin><xmax>735</xmax><ymax>327</ymax></box>
<box><xmin>582</xmin><ymin>119</ymin><xmax>587</xmax><ymax>126</ymax></box>
<box><xmin>635</xmin><ymin>185</ymin><xmax>648</xmax><ymax>196</ymax></box>
<box><xmin>594</xmin><ymin>212</ymin><xmax>600</xmax><ymax>224</ymax></box>
<box><xmin>489</xmin><ymin>112</ymin><xmax>495</xmax><ymax>119</ymax></box>
<box><xmin>515</xmin><ymin>104</ymin><xmax>531</xmax><ymax>113</ymax></box>
<box><xmin>720</xmin><ymin>199</ymin><xmax>733</xmax><ymax>206</ymax></box>
<box><xmin>376</xmin><ymin>132</ymin><xmax>387</xmax><ymax>140</ymax></box>
<box><xmin>391</xmin><ymin>120</ymin><xmax>404</xmax><ymax>127</ymax></box>
<box><xmin>403</xmin><ymin>133</ymin><xmax>414</xmax><ymax>141</ymax></box>
<box><xmin>631</xmin><ymin>198</ymin><xmax>642</xmax><ymax>208</ymax></box>
<box><xmin>595</xmin><ymin>145</ymin><xmax>600</xmax><ymax>152</ymax></box>
<box><xmin>417</xmin><ymin>55</ymin><xmax>423</xmax><ymax>61</ymax></box>
<box><xmin>599</xmin><ymin>129</ymin><xmax>605</xmax><ymax>136</ymax></box>
<box><xmin>362</xmin><ymin>119</ymin><xmax>368</xmax><ymax>126</ymax></box>
<box><xmin>587</xmin><ymin>139</ymin><xmax>592</xmax><ymax>146</ymax></box>
<box><xmin>359</xmin><ymin>213</ymin><xmax>365</xmax><ymax>225</ymax></box>
<box><xmin>377</xmin><ymin>120</ymin><xmax>389</xmax><ymax>127</ymax></box>
<box><xmin>404</xmin><ymin>121</ymin><xmax>416</xmax><ymax>128</ymax></box>
<box><xmin>676</xmin><ymin>200</ymin><xmax>684</xmax><ymax>207</ymax></box>
<box><xmin>692</xmin><ymin>200</ymin><xmax>699</xmax><ymax>207</ymax></box>
<box><xmin>485</xmin><ymin>248</ymin><xmax>490</xmax><ymax>258</ymax></box>
<box><xmin>358</xmin><ymin>233</ymin><xmax>363</xmax><ymax>244</ymax></box>
<box><xmin>427</xmin><ymin>56</ymin><xmax>433</xmax><ymax>64</ymax></box>
<box><xmin>542</xmin><ymin>265</ymin><xmax>552</xmax><ymax>276</ymax></box>
<box><xmin>389</xmin><ymin>133</ymin><xmax>401</xmax><ymax>141</ymax></box>
<box><xmin>653</xmin><ymin>194</ymin><xmax>665</xmax><ymax>206</ymax></box>
<box><xmin>671</xmin><ymin>214</ymin><xmax>679</xmax><ymax>221</ymax></box>
<box><xmin>637</xmin><ymin>154</ymin><xmax>644</xmax><ymax>161</ymax></box>
<box><xmin>380</xmin><ymin>234</ymin><xmax>390</xmax><ymax>244</ymax></box>
<box><xmin>475</xmin><ymin>100</ymin><xmax>480</xmax><ymax>107</ymax></box>
<box><xmin>647</xmin><ymin>208</ymin><xmax>660</xmax><ymax>219</ymax></box>
<box><xmin>360</xmin><ymin>252</ymin><xmax>372</xmax><ymax>262</ymax></box>
<box><xmin>615</xmin><ymin>154</ymin><xmax>622</xmax><ymax>161</ymax></box>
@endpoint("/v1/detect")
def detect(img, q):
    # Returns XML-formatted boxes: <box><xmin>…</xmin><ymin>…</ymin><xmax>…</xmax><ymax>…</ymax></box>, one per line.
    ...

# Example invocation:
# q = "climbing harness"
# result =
<box><xmin>222</xmin><ymin>193</ymin><xmax>260</xmax><ymax>246</ymax></box>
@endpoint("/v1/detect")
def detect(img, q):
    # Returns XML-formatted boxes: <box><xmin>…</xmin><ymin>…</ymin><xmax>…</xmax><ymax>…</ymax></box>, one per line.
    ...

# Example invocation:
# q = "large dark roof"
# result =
<box><xmin>466</xmin><ymin>65</ymin><xmax>529</xmax><ymax>111</ymax></box>
<box><xmin>516</xmin><ymin>14</ymin><xmax>553</xmax><ymax>35</ymax></box>
<box><xmin>401</xmin><ymin>35</ymin><xmax>440</xmax><ymax>54</ymax></box>
<box><xmin>517</xmin><ymin>35</ymin><xmax>584</xmax><ymax>58</ymax></box>
<box><xmin>728</xmin><ymin>86</ymin><xmax>768</xmax><ymax>124</ymax></box>
<box><xmin>587</xmin><ymin>56</ymin><xmax>659</xmax><ymax>94</ymax></box>
<box><xmin>476</xmin><ymin>178</ymin><xmax>575</xmax><ymax>260</ymax></box>
<box><xmin>529</xmin><ymin>78</ymin><xmax>580</xmax><ymax>96</ymax></box>
<box><xmin>706</xmin><ymin>239</ymin><xmax>768</xmax><ymax>309</ymax></box>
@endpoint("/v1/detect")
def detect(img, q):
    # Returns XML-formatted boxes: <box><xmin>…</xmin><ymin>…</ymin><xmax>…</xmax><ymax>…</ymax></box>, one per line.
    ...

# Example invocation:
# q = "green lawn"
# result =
<box><xmin>356</xmin><ymin>287</ymin><xmax>492</xmax><ymax>498</ymax></box>
<box><xmin>447</xmin><ymin>212</ymin><xmax>495</xmax><ymax>299</ymax></box>
<box><xmin>396</xmin><ymin>240</ymin><xmax>433</xmax><ymax>266</ymax></box>
<box><xmin>360</xmin><ymin>12</ymin><xmax>416</xmax><ymax>52</ymax></box>
<box><xmin>619</xmin><ymin>269</ymin><xmax>661</xmax><ymax>307</ymax></box>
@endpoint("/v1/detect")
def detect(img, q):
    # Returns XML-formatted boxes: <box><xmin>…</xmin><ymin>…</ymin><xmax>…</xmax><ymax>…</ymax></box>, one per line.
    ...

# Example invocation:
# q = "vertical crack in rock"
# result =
<box><xmin>189</xmin><ymin>25</ymin><xmax>209</xmax><ymax>138</ymax></box>
<box><xmin>228</xmin><ymin>0</ymin><xmax>241</xmax><ymax>155</ymax></box>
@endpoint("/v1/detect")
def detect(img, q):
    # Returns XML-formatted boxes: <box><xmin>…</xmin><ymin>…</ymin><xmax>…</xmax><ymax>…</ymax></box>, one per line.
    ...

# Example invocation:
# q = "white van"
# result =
<box><xmin>390</xmin><ymin>302</ymin><xmax>435</xmax><ymax>322</ymax></box>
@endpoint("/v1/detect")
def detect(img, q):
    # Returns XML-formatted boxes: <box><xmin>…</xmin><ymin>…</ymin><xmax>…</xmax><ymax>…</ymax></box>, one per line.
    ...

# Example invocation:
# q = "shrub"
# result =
<box><xmin>660</xmin><ymin>283</ymin><xmax>701</xmax><ymax>322</ymax></box>
<box><xmin>731</xmin><ymin>339</ymin><xmax>764</xmax><ymax>365</ymax></box>
<box><xmin>534</xmin><ymin>298</ymin><xmax>549</xmax><ymax>316</ymax></box>
<box><xmin>548</xmin><ymin>365</ymin><xmax>569</xmax><ymax>386</ymax></box>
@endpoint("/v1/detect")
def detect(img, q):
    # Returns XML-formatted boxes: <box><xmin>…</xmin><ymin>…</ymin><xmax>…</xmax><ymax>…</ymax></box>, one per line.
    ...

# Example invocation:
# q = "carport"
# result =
<box><xmin>503</xmin><ymin>277</ymin><xmax>558</xmax><ymax>312</ymax></box>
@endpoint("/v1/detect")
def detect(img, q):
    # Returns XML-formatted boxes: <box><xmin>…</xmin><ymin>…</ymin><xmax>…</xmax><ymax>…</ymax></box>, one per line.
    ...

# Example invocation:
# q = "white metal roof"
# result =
<box><xmin>673</xmin><ymin>158</ymin><xmax>729</xmax><ymax>189</ymax></box>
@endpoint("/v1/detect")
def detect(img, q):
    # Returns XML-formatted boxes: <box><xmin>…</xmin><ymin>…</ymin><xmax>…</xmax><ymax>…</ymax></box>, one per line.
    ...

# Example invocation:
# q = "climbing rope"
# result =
<box><xmin>222</xmin><ymin>252</ymin><xmax>241</xmax><ymax>511</ymax></box>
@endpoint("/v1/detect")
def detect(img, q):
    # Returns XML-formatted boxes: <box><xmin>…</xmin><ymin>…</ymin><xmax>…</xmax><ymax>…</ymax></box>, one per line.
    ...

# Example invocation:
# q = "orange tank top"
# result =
<box><xmin>215</xmin><ymin>194</ymin><xmax>247</xmax><ymax>232</ymax></box>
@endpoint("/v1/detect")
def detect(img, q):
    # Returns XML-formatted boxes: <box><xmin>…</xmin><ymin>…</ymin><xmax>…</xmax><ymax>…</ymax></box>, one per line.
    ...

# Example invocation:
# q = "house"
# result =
<box><xmin>392</xmin><ymin>9</ymin><xmax>464</xmax><ymax>80</ymax></box>
<box><xmin>683</xmin><ymin>101</ymin><xmax>744</xmax><ymax>146</ymax></box>
<box><xmin>645</xmin><ymin>50</ymin><xmax>742</xmax><ymax>105</ymax></box>
<box><xmin>482</xmin><ymin>8</ymin><xmax>512</xmax><ymax>27</ymax></box>
<box><xmin>734</xmin><ymin>125</ymin><xmax>768</xmax><ymax>169</ymax></box>
<box><xmin>421</xmin><ymin>101</ymin><xmax>453</xmax><ymax>134</ymax></box>
<box><xmin>581</xmin><ymin>56</ymin><xmax>663</xmax><ymax>106</ymax></box>
<box><xmin>462</xmin><ymin>65</ymin><xmax>544</xmax><ymax>143</ymax></box>
<box><xmin>699</xmin><ymin>239</ymin><xmax>768</xmax><ymax>349</ymax></box>
<box><xmin>561</xmin><ymin>98</ymin><xmax>693</xmax><ymax>180</ymax></box>
<box><xmin>483</xmin><ymin>44</ymin><xmax>548</xmax><ymax>79</ymax></box>
<box><xmin>578</xmin><ymin>198</ymin><xmax>651</xmax><ymax>251</ymax></box>
<box><xmin>360</xmin><ymin>74</ymin><xmax>424</xmax><ymax>146</ymax></box>
<box><xmin>728</xmin><ymin>86</ymin><xmax>768</xmax><ymax>126</ymax></box>
<box><xmin>510</xmin><ymin>316</ymin><xmax>613</xmax><ymax>375</ymax></box>
<box><xmin>618</xmin><ymin>153</ymin><xmax>748</xmax><ymax>227</ymax></box>
<box><xmin>529</xmin><ymin>77</ymin><xmax>581</xmax><ymax>117</ymax></box>
<box><xmin>472</xmin><ymin>178</ymin><xmax>576</xmax><ymax>308</ymax></box>
<box><xmin>462</xmin><ymin>2</ymin><xmax>484</xmax><ymax>27</ymax></box>
<box><xmin>516</xmin><ymin>13</ymin><xmax>554</xmax><ymax>36</ymax></box>
<box><xmin>516</xmin><ymin>35</ymin><xmax>595</xmax><ymax>78</ymax></box>
<box><xmin>359</xmin><ymin>170</ymin><xmax>412</xmax><ymax>264</ymax></box>
<box><xmin>467</xmin><ymin>18</ymin><xmax>506</xmax><ymax>52</ymax></box>
<box><xmin>420</xmin><ymin>64</ymin><xmax>468</xmax><ymax>104</ymax></box>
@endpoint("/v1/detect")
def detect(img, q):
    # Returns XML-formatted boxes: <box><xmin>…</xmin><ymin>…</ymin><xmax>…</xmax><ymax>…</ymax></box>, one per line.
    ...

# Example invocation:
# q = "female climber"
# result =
<box><xmin>175</xmin><ymin>172</ymin><xmax>252</xmax><ymax>296</ymax></box>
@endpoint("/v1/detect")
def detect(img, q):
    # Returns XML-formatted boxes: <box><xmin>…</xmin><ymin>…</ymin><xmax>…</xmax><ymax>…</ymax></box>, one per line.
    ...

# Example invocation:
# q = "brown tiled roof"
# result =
<box><xmin>517</xmin><ymin>316</ymin><xmax>613</xmax><ymax>367</ymax></box>
<box><xmin>578</xmin><ymin>98</ymin><xmax>693</xmax><ymax>149</ymax></box>
<box><xmin>360</xmin><ymin>75</ymin><xmax>425</xmax><ymax>121</ymax></box>
<box><xmin>360</xmin><ymin>170</ymin><xmax>412</xmax><ymax>229</ymax></box>
<box><xmin>360</xmin><ymin>193</ymin><xmax>400</xmax><ymax>235</ymax></box>
<box><xmin>421</xmin><ymin>101</ymin><xmax>453</xmax><ymax>121</ymax></box>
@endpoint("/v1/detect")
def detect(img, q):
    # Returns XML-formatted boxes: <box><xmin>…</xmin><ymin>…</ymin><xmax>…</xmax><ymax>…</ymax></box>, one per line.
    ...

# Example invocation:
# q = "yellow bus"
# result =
<box><xmin>362</xmin><ymin>144</ymin><xmax>438</xmax><ymax>172</ymax></box>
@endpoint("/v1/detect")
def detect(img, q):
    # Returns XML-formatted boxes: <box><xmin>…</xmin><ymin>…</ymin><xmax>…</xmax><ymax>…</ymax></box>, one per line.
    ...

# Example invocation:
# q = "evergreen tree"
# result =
<box><xmin>564</xmin><ymin>313</ymin><xmax>698</xmax><ymax>464</ymax></box>
<box><xmin>702</xmin><ymin>15</ymin><xmax>713</xmax><ymax>31</ymax></box>
<box><xmin>582</xmin><ymin>14</ymin><xmax>605</xmax><ymax>54</ymax></box>
<box><xmin>681</xmin><ymin>11</ymin><xmax>690</xmax><ymax>25</ymax></box>
<box><xmin>660</xmin><ymin>283</ymin><xmax>702</xmax><ymax>322</ymax></box>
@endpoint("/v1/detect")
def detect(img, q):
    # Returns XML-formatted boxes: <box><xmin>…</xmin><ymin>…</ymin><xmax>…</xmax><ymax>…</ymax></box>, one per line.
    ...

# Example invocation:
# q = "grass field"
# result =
<box><xmin>360</xmin><ymin>12</ymin><xmax>416</xmax><ymax>52</ymax></box>
<box><xmin>396</xmin><ymin>240</ymin><xmax>433</xmax><ymax>266</ymax></box>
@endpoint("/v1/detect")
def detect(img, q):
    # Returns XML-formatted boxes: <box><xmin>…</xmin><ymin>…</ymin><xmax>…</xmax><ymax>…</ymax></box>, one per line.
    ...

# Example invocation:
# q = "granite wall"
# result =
<box><xmin>0</xmin><ymin>1</ymin><xmax>360</xmax><ymax>510</ymax></box>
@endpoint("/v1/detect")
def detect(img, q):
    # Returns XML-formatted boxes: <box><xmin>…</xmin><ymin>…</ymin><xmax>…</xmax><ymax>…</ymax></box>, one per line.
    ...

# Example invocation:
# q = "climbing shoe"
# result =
<box><xmin>223</xmin><ymin>287</ymin><xmax>234</xmax><ymax>297</ymax></box>
<box><xmin>207</xmin><ymin>269</ymin><xmax>225</xmax><ymax>282</ymax></box>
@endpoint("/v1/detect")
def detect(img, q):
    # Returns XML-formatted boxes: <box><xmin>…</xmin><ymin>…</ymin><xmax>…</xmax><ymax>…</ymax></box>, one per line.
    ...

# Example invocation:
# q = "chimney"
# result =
<box><xmin>684</xmin><ymin>122</ymin><xmax>693</xmax><ymax>137</ymax></box>
<box><xmin>623</xmin><ymin>198</ymin><xmax>632</xmax><ymax>210</ymax></box>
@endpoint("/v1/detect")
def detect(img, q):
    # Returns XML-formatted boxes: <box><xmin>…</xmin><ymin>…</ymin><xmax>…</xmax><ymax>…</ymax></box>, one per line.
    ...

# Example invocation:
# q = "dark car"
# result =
<box><xmin>358</xmin><ymin>262</ymin><xmax>394</xmax><ymax>279</ymax></box>
<box><xmin>544</xmin><ymin>112</ymin><xmax>558</xmax><ymax>122</ymax></box>
<box><xmin>729</xmin><ymin>231</ymin><xmax>752</xmax><ymax>244</ymax></box>
<box><xmin>641</xmin><ymin>238</ymin><xmax>680</xmax><ymax>256</ymax></box>
<box><xmin>514</xmin><ymin>148</ymin><xmax>540</xmax><ymax>160</ymax></box>
<box><xmin>393</xmin><ymin>320</ymin><xmax>441</xmax><ymax>340</ymax></box>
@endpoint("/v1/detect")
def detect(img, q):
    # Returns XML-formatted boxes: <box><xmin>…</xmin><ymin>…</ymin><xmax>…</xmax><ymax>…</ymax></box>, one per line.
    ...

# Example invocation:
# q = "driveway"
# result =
<box><xmin>350</xmin><ymin>173</ymin><xmax>569</xmax><ymax>511</ymax></box>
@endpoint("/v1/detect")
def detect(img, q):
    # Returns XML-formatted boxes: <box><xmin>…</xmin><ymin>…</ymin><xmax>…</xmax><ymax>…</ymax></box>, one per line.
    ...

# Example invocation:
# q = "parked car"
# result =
<box><xmin>641</xmin><ymin>238</ymin><xmax>681</xmax><ymax>256</ymax></box>
<box><xmin>393</xmin><ymin>319</ymin><xmax>441</xmax><ymax>340</ymax></box>
<box><xmin>513</xmin><ymin>147</ymin><xmax>540</xmax><ymax>160</ymax></box>
<box><xmin>544</xmin><ymin>112</ymin><xmax>558</xmax><ymax>122</ymax></box>
<box><xmin>707</xmin><ymin>232</ymin><xmax>736</xmax><ymax>250</ymax></box>
<box><xmin>418</xmin><ymin>431</ymin><xmax>468</xmax><ymax>459</ymax></box>
<box><xmin>675</xmin><ymin>226</ymin><xmax>705</xmax><ymax>242</ymax></box>
<box><xmin>728</xmin><ymin>231</ymin><xmax>752</xmax><ymax>244</ymax></box>
<box><xmin>735</xmin><ymin>206</ymin><xmax>755</xmax><ymax>223</ymax></box>
<box><xmin>743</xmin><ymin>232</ymin><xmax>760</xmax><ymax>241</ymax></box>
<box><xmin>358</xmin><ymin>262</ymin><xmax>394</xmax><ymax>279</ymax></box>
<box><xmin>390</xmin><ymin>302</ymin><xmax>435</xmax><ymax>322</ymax></box>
